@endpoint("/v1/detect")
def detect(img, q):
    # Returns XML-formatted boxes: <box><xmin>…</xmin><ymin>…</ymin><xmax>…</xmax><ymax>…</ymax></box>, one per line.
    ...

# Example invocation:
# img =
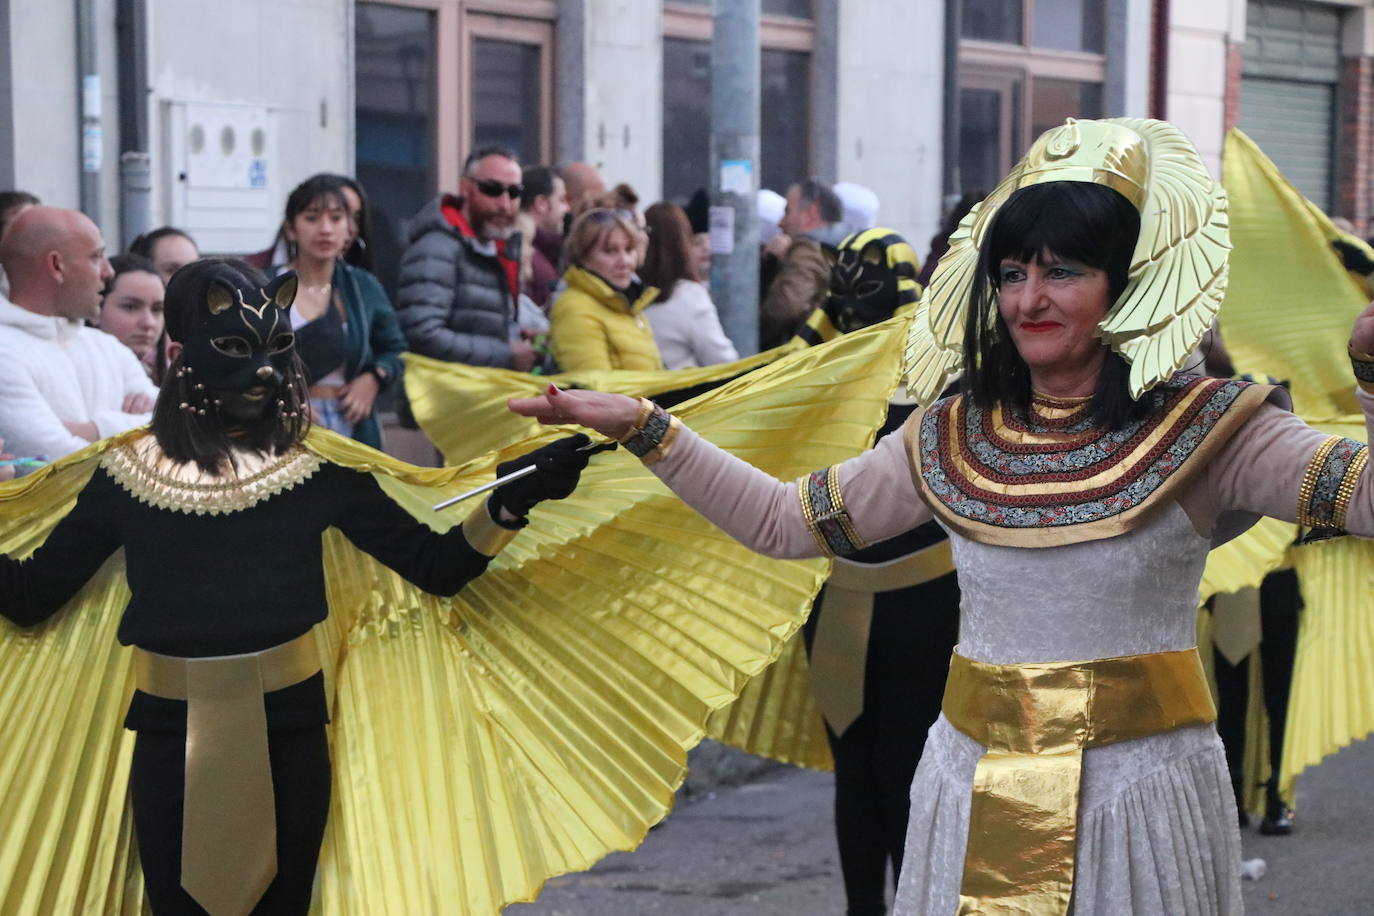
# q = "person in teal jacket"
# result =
<box><xmin>271</xmin><ymin>174</ymin><xmax>407</xmax><ymax>449</ymax></box>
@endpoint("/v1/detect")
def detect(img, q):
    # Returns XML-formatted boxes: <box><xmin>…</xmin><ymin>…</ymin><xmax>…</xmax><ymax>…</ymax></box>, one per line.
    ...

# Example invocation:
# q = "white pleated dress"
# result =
<box><xmin>648</xmin><ymin>380</ymin><xmax>1374</xmax><ymax>916</ymax></box>
<box><xmin>893</xmin><ymin>505</ymin><xmax>1242</xmax><ymax>915</ymax></box>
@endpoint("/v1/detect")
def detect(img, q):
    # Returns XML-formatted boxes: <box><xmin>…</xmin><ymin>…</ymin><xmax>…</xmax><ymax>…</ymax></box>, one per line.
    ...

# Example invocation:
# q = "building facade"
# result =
<box><xmin>2</xmin><ymin>0</ymin><xmax>1371</xmax><ymax>303</ymax></box>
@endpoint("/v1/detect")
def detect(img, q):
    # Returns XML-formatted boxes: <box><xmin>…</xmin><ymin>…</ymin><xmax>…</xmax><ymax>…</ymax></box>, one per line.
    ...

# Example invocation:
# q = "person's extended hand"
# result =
<box><xmin>62</xmin><ymin>420</ymin><xmax>99</xmax><ymax>442</ymax></box>
<box><xmin>339</xmin><ymin>372</ymin><xmax>380</xmax><ymax>424</ymax></box>
<box><xmin>490</xmin><ymin>433</ymin><xmax>598</xmax><ymax>519</ymax></box>
<box><xmin>123</xmin><ymin>392</ymin><xmax>155</xmax><ymax>414</ymax></box>
<box><xmin>511</xmin><ymin>338</ymin><xmax>537</xmax><ymax>372</ymax></box>
<box><xmin>763</xmin><ymin>232</ymin><xmax>792</xmax><ymax>259</ymax></box>
<box><xmin>508</xmin><ymin>384</ymin><xmax>643</xmax><ymax>439</ymax></box>
<box><xmin>1352</xmin><ymin>299</ymin><xmax>1374</xmax><ymax>356</ymax></box>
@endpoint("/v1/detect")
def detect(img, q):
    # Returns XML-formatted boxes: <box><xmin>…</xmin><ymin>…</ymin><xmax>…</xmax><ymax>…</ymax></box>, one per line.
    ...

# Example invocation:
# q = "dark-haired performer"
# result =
<box><xmin>0</xmin><ymin>259</ymin><xmax>592</xmax><ymax>916</ymax></box>
<box><xmin>513</xmin><ymin>119</ymin><xmax>1374</xmax><ymax>913</ymax></box>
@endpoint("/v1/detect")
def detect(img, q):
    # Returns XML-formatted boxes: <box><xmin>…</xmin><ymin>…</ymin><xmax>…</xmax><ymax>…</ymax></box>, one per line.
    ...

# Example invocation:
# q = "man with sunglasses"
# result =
<box><xmin>397</xmin><ymin>146</ymin><xmax>537</xmax><ymax>371</ymax></box>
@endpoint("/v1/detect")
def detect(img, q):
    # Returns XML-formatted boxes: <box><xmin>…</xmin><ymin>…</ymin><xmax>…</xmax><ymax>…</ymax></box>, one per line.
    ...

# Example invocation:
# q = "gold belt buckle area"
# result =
<box><xmin>133</xmin><ymin>630</ymin><xmax>321</xmax><ymax>700</ymax></box>
<box><xmin>943</xmin><ymin>647</ymin><xmax>1217</xmax><ymax>916</ymax></box>
<box><xmin>131</xmin><ymin>632</ymin><xmax>321</xmax><ymax>916</ymax></box>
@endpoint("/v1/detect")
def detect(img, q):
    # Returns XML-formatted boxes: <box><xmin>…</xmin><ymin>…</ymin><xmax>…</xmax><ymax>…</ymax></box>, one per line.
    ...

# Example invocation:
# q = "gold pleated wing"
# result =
<box><xmin>904</xmin><ymin>118</ymin><xmax>1230</xmax><ymax>403</ymax></box>
<box><xmin>704</xmin><ymin>628</ymin><xmax>833</xmax><ymax>770</ymax></box>
<box><xmin>404</xmin><ymin>341</ymin><xmax>800</xmax><ymax>465</ymax></box>
<box><xmin>0</xmin><ymin>316</ymin><xmax>906</xmax><ymax>915</ymax></box>
<box><xmin>1213</xmin><ymin>132</ymin><xmax>1374</xmax><ymax>801</ymax></box>
<box><xmin>1220</xmin><ymin>128</ymin><xmax>1366</xmax><ymax>420</ymax></box>
<box><xmin>1283</xmin><ymin>533</ymin><xmax>1374</xmax><ymax>800</ymax></box>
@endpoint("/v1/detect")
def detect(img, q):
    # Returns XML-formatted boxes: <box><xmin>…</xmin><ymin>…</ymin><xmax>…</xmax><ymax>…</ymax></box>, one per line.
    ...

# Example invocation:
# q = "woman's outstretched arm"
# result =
<box><xmin>1</xmin><ymin>470</ymin><xmax>123</xmax><ymax>626</ymax></box>
<box><xmin>509</xmin><ymin>386</ymin><xmax>931</xmax><ymax>559</ymax></box>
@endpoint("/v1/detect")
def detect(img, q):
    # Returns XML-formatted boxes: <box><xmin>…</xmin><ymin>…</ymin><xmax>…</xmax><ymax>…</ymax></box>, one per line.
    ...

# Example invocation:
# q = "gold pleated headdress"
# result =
<box><xmin>903</xmin><ymin>117</ymin><xmax>1231</xmax><ymax>403</ymax></box>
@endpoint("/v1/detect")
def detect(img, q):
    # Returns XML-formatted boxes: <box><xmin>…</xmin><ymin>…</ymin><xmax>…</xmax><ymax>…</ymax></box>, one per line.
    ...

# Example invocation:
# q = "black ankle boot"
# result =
<box><xmin>1258</xmin><ymin>781</ymin><xmax>1295</xmax><ymax>835</ymax></box>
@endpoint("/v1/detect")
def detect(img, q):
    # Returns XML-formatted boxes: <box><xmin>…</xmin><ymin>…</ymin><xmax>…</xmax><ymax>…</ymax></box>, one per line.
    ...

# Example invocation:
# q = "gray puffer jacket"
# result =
<box><xmin>396</xmin><ymin>195</ymin><xmax>524</xmax><ymax>367</ymax></box>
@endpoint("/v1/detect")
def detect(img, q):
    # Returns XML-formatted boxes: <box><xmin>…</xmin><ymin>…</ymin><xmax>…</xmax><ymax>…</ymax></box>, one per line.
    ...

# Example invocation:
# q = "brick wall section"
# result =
<box><xmin>1338</xmin><ymin>55</ymin><xmax>1374</xmax><ymax>236</ymax></box>
<box><xmin>1223</xmin><ymin>42</ymin><xmax>1243</xmax><ymax>133</ymax></box>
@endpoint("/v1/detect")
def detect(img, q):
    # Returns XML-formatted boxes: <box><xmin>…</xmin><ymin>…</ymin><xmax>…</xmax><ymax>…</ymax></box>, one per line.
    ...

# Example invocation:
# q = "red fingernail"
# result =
<box><xmin>547</xmin><ymin>383</ymin><xmax>560</xmax><ymax>395</ymax></box>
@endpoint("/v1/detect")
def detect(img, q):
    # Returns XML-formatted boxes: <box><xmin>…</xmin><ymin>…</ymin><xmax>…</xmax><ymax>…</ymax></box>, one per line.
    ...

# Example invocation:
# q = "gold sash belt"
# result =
<box><xmin>810</xmin><ymin>540</ymin><xmax>955</xmax><ymax>735</ymax></box>
<box><xmin>134</xmin><ymin>631</ymin><xmax>321</xmax><ymax>916</ymax></box>
<box><xmin>941</xmin><ymin>647</ymin><xmax>1217</xmax><ymax>916</ymax></box>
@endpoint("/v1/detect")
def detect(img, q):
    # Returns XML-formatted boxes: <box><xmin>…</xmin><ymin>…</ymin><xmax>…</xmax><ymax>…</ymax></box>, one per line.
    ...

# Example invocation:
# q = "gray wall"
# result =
<box><xmin>834</xmin><ymin>0</ymin><xmax>946</xmax><ymax>249</ymax></box>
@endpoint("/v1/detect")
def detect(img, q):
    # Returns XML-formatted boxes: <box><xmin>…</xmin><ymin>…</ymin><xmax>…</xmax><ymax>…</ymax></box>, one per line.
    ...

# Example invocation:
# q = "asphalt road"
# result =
<box><xmin>508</xmin><ymin>738</ymin><xmax>1374</xmax><ymax>915</ymax></box>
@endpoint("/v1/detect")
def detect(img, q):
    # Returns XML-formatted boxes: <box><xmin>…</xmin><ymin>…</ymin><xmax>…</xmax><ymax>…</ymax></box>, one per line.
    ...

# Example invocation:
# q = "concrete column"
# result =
<box><xmin>811</xmin><ymin>0</ymin><xmax>838</xmax><ymax>182</ymax></box>
<box><xmin>556</xmin><ymin>0</ymin><xmax>586</xmax><ymax>165</ymax></box>
<box><xmin>835</xmin><ymin>0</ymin><xmax>945</xmax><ymax>249</ymax></box>
<box><xmin>1104</xmin><ymin>0</ymin><xmax>1153</xmax><ymax>117</ymax></box>
<box><xmin>710</xmin><ymin>0</ymin><xmax>760</xmax><ymax>354</ymax></box>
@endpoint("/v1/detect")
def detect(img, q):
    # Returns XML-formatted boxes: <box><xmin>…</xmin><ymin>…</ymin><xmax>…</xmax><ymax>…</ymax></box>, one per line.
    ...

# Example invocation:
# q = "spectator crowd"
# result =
<box><xmin>0</xmin><ymin>151</ymin><xmax>972</xmax><ymax>478</ymax></box>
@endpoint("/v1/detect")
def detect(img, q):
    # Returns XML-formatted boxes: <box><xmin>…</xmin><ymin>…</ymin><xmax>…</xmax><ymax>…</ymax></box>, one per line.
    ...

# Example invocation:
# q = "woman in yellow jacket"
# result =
<box><xmin>550</xmin><ymin>208</ymin><xmax>663</xmax><ymax>371</ymax></box>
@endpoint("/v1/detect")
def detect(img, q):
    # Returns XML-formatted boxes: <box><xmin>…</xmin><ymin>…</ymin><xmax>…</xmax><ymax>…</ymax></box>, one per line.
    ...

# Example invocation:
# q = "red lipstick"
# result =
<box><xmin>1020</xmin><ymin>321</ymin><xmax>1062</xmax><ymax>332</ymax></box>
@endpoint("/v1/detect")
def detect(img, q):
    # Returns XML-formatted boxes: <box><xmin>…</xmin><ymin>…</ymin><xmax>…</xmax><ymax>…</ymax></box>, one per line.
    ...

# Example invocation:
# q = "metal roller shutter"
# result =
<box><xmin>1238</xmin><ymin>0</ymin><xmax>1341</xmax><ymax>211</ymax></box>
<box><xmin>1237</xmin><ymin>78</ymin><xmax>1335</xmax><ymax>209</ymax></box>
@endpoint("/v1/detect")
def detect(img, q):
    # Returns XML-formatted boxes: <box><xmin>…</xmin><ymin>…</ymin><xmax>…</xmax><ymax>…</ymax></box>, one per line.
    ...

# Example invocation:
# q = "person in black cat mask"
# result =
<box><xmin>823</xmin><ymin>228</ymin><xmax>920</xmax><ymax>334</ymax></box>
<box><xmin>1</xmin><ymin>258</ymin><xmax>596</xmax><ymax>915</ymax></box>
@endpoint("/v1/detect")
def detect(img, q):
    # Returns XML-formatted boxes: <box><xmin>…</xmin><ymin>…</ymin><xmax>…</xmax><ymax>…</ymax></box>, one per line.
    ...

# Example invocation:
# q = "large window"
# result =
<box><xmin>355</xmin><ymin>3</ymin><xmax>435</xmax><ymax>295</ymax></box>
<box><xmin>956</xmin><ymin>0</ymin><xmax>1106</xmax><ymax>194</ymax></box>
<box><xmin>354</xmin><ymin>1</ymin><xmax>555</xmax><ymax>295</ymax></box>
<box><xmin>661</xmin><ymin>2</ymin><xmax>815</xmax><ymax>203</ymax></box>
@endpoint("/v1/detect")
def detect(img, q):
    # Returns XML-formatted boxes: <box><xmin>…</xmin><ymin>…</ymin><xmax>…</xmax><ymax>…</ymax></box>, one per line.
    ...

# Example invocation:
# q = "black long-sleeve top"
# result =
<box><xmin>1</xmin><ymin>455</ymin><xmax>494</xmax><ymax>731</ymax></box>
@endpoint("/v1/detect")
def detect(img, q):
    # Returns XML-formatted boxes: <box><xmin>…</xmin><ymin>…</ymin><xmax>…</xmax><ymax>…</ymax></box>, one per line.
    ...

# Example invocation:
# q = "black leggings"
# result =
<box><xmin>1213</xmin><ymin>569</ymin><xmax>1301</xmax><ymax>803</ymax></box>
<box><xmin>806</xmin><ymin>575</ymin><xmax>961</xmax><ymax>916</ymax></box>
<box><xmin>129</xmin><ymin>726</ymin><xmax>331</xmax><ymax>915</ymax></box>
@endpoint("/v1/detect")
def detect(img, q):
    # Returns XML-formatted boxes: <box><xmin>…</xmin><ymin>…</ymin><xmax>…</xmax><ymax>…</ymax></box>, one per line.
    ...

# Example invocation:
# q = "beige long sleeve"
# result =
<box><xmin>649</xmin><ymin>416</ymin><xmax>932</xmax><ymax>559</ymax></box>
<box><xmin>1188</xmin><ymin>388</ymin><xmax>1374</xmax><ymax>539</ymax></box>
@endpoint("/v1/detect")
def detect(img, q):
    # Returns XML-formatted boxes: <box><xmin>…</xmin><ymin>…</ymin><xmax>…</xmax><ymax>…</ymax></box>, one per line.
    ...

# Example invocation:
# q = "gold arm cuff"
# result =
<box><xmin>1334</xmin><ymin>447</ymin><xmax>1369</xmax><ymax>528</ymax></box>
<box><xmin>638</xmin><ymin>415</ymin><xmax>679</xmax><ymax>466</ymax></box>
<box><xmin>1351</xmin><ymin>347</ymin><xmax>1374</xmax><ymax>394</ymax></box>
<box><xmin>1296</xmin><ymin>435</ymin><xmax>1367</xmax><ymax>529</ymax></box>
<box><xmin>617</xmin><ymin>397</ymin><xmax>655</xmax><ymax>442</ymax></box>
<box><xmin>619</xmin><ymin>400</ymin><xmax>680</xmax><ymax>466</ymax></box>
<box><xmin>942</xmin><ymin>647</ymin><xmax>1216</xmax><ymax>914</ymax></box>
<box><xmin>798</xmin><ymin>465</ymin><xmax>866</xmax><ymax>557</ymax></box>
<box><xmin>134</xmin><ymin>632</ymin><xmax>321</xmax><ymax>916</ymax></box>
<box><xmin>462</xmin><ymin>503</ymin><xmax>520</xmax><ymax>557</ymax></box>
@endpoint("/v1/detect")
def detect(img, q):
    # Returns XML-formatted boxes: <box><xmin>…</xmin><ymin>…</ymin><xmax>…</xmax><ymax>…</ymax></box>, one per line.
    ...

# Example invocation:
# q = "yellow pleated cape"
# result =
<box><xmin>404</xmin><ymin>341</ymin><xmax>801</xmax><ymax>465</ymax></box>
<box><xmin>1212</xmin><ymin>128</ymin><xmax>1374</xmax><ymax>801</ymax></box>
<box><xmin>405</xmin><ymin>330</ymin><xmax>855</xmax><ymax>772</ymax></box>
<box><xmin>0</xmin><ymin>316</ymin><xmax>906</xmax><ymax>915</ymax></box>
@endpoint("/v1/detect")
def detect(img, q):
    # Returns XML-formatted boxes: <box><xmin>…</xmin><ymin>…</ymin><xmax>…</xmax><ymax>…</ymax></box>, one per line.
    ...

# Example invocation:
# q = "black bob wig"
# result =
<box><xmin>960</xmin><ymin>181</ymin><xmax>1149</xmax><ymax>430</ymax></box>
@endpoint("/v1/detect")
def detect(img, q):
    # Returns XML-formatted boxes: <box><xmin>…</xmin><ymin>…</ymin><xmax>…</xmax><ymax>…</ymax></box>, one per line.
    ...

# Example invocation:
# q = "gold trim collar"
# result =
<box><xmin>101</xmin><ymin>434</ymin><xmax>323</xmax><ymax>515</ymax></box>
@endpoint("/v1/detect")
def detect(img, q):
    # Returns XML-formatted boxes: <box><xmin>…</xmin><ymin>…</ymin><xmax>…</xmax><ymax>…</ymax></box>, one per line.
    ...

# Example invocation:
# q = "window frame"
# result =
<box><xmin>661</xmin><ymin>1</ymin><xmax>817</xmax><ymax>199</ymax></box>
<box><xmin>359</xmin><ymin>0</ymin><xmax>556</xmax><ymax>192</ymax></box>
<box><xmin>956</xmin><ymin>0</ymin><xmax>1107</xmax><ymax>187</ymax></box>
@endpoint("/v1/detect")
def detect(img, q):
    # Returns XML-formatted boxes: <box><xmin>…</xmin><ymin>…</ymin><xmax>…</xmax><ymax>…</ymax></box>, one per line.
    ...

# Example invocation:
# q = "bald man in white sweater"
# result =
<box><xmin>0</xmin><ymin>207</ymin><xmax>158</xmax><ymax>460</ymax></box>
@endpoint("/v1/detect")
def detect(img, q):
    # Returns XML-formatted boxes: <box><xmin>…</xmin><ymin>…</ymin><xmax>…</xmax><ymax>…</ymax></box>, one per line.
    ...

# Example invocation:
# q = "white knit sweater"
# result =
<box><xmin>0</xmin><ymin>295</ymin><xmax>158</xmax><ymax>460</ymax></box>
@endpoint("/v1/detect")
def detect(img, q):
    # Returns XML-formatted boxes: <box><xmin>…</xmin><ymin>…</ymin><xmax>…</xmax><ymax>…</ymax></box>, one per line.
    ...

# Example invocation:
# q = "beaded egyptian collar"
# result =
<box><xmin>101</xmin><ymin>433</ymin><xmax>322</xmax><ymax>515</ymax></box>
<box><xmin>905</xmin><ymin>374</ymin><xmax>1275</xmax><ymax>547</ymax></box>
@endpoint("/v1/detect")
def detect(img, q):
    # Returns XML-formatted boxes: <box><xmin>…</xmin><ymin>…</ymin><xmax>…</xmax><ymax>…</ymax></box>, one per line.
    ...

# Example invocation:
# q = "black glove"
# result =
<box><xmin>490</xmin><ymin>433</ymin><xmax>600</xmax><ymax>522</ymax></box>
<box><xmin>1333</xmin><ymin>238</ymin><xmax>1374</xmax><ymax>276</ymax></box>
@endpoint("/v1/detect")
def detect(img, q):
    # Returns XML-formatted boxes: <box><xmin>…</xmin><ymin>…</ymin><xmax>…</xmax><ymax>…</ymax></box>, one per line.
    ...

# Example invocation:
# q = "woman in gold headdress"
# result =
<box><xmin>511</xmin><ymin>118</ymin><xmax>1374</xmax><ymax>915</ymax></box>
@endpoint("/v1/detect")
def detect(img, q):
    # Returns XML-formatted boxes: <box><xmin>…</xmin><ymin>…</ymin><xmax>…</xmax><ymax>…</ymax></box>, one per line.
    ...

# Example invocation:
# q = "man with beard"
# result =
<box><xmin>397</xmin><ymin>146</ymin><xmax>536</xmax><ymax>370</ymax></box>
<box><xmin>0</xmin><ymin>206</ymin><xmax>158</xmax><ymax>459</ymax></box>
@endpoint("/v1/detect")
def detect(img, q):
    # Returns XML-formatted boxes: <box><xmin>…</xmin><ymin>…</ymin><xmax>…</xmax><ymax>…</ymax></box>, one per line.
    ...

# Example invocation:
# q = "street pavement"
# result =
<box><xmin>509</xmin><ymin>738</ymin><xmax>1374</xmax><ymax>914</ymax></box>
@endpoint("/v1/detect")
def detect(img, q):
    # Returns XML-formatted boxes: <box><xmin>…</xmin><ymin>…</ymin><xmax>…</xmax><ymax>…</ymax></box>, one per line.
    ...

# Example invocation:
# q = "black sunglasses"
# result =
<box><xmin>472</xmin><ymin>178</ymin><xmax>524</xmax><ymax>199</ymax></box>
